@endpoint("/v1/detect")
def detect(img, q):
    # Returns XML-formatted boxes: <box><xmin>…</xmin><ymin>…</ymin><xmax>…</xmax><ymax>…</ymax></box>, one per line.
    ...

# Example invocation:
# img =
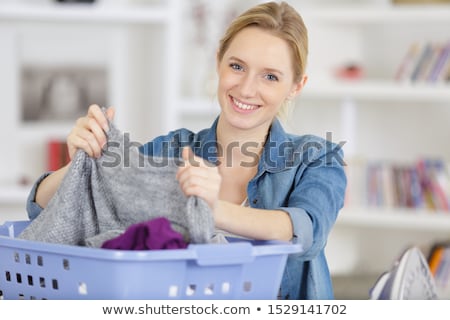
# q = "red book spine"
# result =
<box><xmin>47</xmin><ymin>140</ymin><xmax>60</xmax><ymax>171</ymax></box>
<box><xmin>47</xmin><ymin>139</ymin><xmax>70</xmax><ymax>171</ymax></box>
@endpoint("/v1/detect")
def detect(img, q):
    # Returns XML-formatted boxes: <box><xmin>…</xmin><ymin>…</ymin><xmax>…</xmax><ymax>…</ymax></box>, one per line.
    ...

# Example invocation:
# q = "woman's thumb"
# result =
<box><xmin>106</xmin><ymin>107</ymin><xmax>115</xmax><ymax>122</ymax></box>
<box><xmin>182</xmin><ymin>146</ymin><xmax>192</xmax><ymax>162</ymax></box>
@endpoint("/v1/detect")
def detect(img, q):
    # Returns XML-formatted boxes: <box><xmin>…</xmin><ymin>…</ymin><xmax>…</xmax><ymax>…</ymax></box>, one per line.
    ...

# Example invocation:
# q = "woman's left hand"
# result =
<box><xmin>176</xmin><ymin>147</ymin><xmax>222</xmax><ymax>212</ymax></box>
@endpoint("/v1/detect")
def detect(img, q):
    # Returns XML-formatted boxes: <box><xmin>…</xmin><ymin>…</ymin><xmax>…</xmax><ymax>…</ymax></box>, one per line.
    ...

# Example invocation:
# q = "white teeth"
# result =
<box><xmin>233</xmin><ymin>97</ymin><xmax>258</xmax><ymax>110</ymax></box>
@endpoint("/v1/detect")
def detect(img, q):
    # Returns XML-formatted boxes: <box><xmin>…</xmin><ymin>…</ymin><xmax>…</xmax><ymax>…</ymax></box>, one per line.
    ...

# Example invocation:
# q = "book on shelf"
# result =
<box><xmin>345</xmin><ymin>157</ymin><xmax>450</xmax><ymax>212</ymax></box>
<box><xmin>47</xmin><ymin>139</ymin><xmax>70</xmax><ymax>171</ymax></box>
<box><xmin>409</xmin><ymin>42</ymin><xmax>433</xmax><ymax>82</ymax></box>
<box><xmin>429</xmin><ymin>42</ymin><xmax>450</xmax><ymax>83</ymax></box>
<box><xmin>419</xmin><ymin>43</ymin><xmax>442</xmax><ymax>82</ymax></box>
<box><xmin>395</xmin><ymin>41</ymin><xmax>450</xmax><ymax>84</ymax></box>
<box><xmin>394</xmin><ymin>42</ymin><xmax>421</xmax><ymax>82</ymax></box>
<box><xmin>428</xmin><ymin>242</ymin><xmax>450</xmax><ymax>295</ymax></box>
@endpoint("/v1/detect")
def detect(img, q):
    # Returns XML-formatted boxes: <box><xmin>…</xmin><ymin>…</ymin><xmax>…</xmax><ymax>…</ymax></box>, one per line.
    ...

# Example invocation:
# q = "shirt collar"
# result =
<box><xmin>261</xmin><ymin>117</ymin><xmax>295</xmax><ymax>173</ymax></box>
<box><xmin>196</xmin><ymin>116</ymin><xmax>294</xmax><ymax>173</ymax></box>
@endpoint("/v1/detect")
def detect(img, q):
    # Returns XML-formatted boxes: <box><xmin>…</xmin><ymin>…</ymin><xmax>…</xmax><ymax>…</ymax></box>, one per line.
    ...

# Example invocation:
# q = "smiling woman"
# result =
<box><xmin>216</xmin><ymin>26</ymin><xmax>304</xmax><ymax>134</ymax></box>
<box><xmin>25</xmin><ymin>1</ymin><xmax>347</xmax><ymax>300</ymax></box>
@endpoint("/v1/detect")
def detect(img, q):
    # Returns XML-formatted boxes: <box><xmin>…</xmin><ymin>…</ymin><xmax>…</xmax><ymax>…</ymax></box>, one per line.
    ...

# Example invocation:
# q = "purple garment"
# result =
<box><xmin>101</xmin><ymin>217</ymin><xmax>188</xmax><ymax>250</ymax></box>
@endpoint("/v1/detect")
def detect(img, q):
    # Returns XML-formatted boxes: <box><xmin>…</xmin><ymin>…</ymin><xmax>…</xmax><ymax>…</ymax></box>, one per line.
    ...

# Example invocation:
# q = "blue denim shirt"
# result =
<box><xmin>140</xmin><ymin>117</ymin><xmax>347</xmax><ymax>299</ymax></box>
<box><xmin>26</xmin><ymin>116</ymin><xmax>346</xmax><ymax>299</ymax></box>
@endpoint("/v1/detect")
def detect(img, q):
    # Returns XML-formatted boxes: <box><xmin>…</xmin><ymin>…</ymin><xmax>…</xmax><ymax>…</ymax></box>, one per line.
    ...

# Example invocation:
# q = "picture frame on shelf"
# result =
<box><xmin>21</xmin><ymin>65</ymin><xmax>107</xmax><ymax>123</ymax></box>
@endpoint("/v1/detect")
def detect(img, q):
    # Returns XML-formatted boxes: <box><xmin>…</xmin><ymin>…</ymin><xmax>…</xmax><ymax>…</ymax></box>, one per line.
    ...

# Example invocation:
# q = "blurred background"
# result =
<box><xmin>0</xmin><ymin>0</ymin><xmax>449</xmax><ymax>299</ymax></box>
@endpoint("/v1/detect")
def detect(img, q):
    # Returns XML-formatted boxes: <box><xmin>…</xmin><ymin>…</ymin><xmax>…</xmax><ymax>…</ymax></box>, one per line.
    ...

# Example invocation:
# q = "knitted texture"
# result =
<box><xmin>18</xmin><ymin>119</ymin><xmax>215</xmax><ymax>246</ymax></box>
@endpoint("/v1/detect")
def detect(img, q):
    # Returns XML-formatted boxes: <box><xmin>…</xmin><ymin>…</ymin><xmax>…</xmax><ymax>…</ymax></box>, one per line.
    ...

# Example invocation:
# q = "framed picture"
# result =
<box><xmin>21</xmin><ymin>65</ymin><xmax>107</xmax><ymax>122</ymax></box>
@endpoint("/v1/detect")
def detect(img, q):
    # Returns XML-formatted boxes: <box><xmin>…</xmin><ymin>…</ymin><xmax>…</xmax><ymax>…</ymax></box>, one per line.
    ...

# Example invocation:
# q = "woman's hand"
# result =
<box><xmin>35</xmin><ymin>104</ymin><xmax>114</xmax><ymax>208</ymax></box>
<box><xmin>67</xmin><ymin>104</ymin><xmax>115</xmax><ymax>159</ymax></box>
<box><xmin>176</xmin><ymin>147</ymin><xmax>222</xmax><ymax>211</ymax></box>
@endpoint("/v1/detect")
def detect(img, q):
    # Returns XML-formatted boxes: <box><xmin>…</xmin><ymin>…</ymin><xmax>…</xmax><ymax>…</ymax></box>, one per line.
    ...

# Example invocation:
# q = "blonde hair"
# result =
<box><xmin>218</xmin><ymin>1</ymin><xmax>308</xmax><ymax>81</ymax></box>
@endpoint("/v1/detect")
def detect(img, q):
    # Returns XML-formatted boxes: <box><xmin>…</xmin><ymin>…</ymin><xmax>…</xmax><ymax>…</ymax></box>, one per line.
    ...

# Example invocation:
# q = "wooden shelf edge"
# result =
<box><xmin>301</xmin><ymin>81</ymin><xmax>450</xmax><ymax>101</ymax></box>
<box><xmin>0</xmin><ymin>185</ymin><xmax>30</xmax><ymax>204</ymax></box>
<box><xmin>337</xmin><ymin>207</ymin><xmax>450</xmax><ymax>231</ymax></box>
<box><xmin>0</xmin><ymin>3</ymin><xmax>169</xmax><ymax>24</ymax></box>
<box><xmin>301</xmin><ymin>5</ymin><xmax>450</xmax><ymax>23</ymax></box>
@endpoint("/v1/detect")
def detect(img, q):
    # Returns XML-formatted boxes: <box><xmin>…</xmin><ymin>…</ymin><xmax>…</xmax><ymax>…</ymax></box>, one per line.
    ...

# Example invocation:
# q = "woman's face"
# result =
<box><xmin>217</xmin><ymin>26</ymin><xmax>305</xmax><ymax>133</ymax></box>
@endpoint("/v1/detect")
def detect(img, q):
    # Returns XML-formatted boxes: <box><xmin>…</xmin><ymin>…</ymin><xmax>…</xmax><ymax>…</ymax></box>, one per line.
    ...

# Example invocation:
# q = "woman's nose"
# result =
<box><xmin>239</xmin><ymin>73</ymin><xmax>257</xmax><ymax>98</ymax></box>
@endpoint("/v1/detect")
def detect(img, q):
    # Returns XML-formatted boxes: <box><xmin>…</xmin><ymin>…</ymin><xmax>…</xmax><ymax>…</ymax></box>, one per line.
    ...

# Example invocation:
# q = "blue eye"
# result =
<box><xmin>230</xmin><ymin>63</ymin><xmax>243</xmax><ymax>71</ymax></box>
<box><xmin>265</xmin><ymin>73</ymin><xmax>278</xmax><ymax>81</ymax></box>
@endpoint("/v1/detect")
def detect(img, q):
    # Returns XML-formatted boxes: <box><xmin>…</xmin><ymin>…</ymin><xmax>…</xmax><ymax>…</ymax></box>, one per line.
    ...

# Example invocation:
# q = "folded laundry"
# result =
<box><xmin>18</xmin><ymin>112</ymin><xmax>215</xmax><ymax>246</ymax></box>
<box><xmin>100</xmin><ymin>217</ymin><xmax>187</xmax><ymax>250</ymax></box>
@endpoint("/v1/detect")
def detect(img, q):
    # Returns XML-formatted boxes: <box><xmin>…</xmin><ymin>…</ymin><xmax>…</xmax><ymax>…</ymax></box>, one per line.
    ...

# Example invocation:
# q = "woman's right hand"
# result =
<box><xmin>67</xmin><ymin>104</ymin><xmax>115</xmax><ymax>159</ymax></box>
<box><xmin>35</xmin><ymin>104</ymin><xmax>115</xmax><ymax>209</ymax></box>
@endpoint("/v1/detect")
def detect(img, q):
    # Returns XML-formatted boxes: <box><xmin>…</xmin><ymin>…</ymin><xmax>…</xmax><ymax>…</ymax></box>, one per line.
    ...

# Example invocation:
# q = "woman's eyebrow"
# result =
<box><xmin>228</xmin><ymin>56</ymin><xmax>247</xmax><ymax>65</ymax></box>
<box><xmin>264</xmin><ymin>67</ymin><xmax>284</xmax><ymax>77</ymax></box>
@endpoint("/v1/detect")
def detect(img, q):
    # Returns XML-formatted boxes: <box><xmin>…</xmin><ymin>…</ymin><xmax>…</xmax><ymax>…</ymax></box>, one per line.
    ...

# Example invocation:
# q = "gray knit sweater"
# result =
<box><xmin>18</xmin><ymin>119</ymin><xmax>215</xmax><ymax>246</ymax></box>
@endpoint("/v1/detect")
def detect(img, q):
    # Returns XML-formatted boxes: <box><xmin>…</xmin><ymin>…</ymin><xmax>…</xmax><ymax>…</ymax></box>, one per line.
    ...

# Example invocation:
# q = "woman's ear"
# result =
<box><xmin>289</xmin><ymin>75</ymin><xmax>308</xmax><ymax>99</ymax></box>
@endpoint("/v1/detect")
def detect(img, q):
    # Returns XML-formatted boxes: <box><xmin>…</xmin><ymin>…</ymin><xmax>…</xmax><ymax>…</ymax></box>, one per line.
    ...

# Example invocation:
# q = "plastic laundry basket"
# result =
<box><xmin>0</xmin><ymin>221</ymin><xmax>302</xmax><ymax>300</ymax></box>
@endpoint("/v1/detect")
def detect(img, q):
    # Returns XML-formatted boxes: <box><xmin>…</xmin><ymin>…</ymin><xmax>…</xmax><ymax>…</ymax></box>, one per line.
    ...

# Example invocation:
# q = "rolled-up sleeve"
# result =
<box><xmin>26</xmin><ymin>172</ymin><xmax>52</xmax><ymax>220</ymax></box>
<box><xmin>283</xmin><ymin>144</ymin><xmax>347</xmax><ymax>260</ymax></box>
<box><xmin>280</xmin><ymin>206</ymin><xmax>313</xmax><ymax>248</ymax></box>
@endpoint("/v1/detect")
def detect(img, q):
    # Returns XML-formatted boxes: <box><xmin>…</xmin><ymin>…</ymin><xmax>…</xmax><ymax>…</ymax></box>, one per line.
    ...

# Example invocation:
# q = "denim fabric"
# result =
<box><xmin>140</xmin><ymin>117</ymin><xmax>347</xmax><ymax>299</ymax></box>
<box><xmin>26</xmin><ymin>116</ymin><xmax>346</xmax><ymax>299</ymax></box>
<box><xmin>26</xmin><ymin>172</ymin><xmax>52</xmax><ymax>221</ymax></box>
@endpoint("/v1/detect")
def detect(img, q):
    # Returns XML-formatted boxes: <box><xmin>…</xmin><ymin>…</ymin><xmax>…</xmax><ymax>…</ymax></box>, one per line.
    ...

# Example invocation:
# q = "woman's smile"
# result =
<box><xmin>230</xmin><ymin>96</ymin><xmax>260</xmax><ymax>113</ymax></box>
